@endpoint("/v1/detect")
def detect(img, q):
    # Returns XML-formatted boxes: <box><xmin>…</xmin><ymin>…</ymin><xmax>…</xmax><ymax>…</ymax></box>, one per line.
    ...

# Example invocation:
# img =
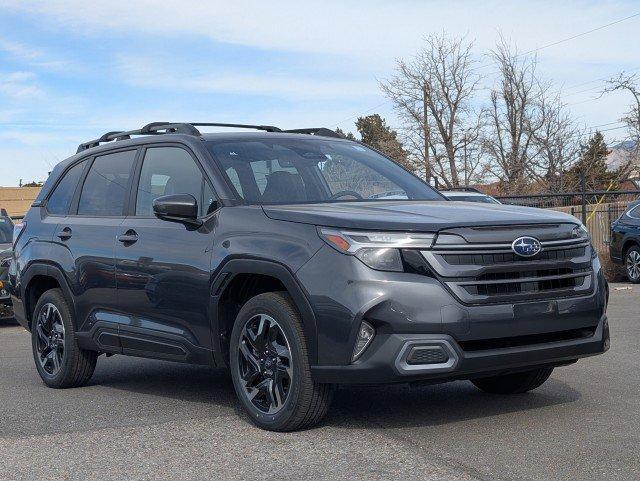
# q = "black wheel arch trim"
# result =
<box><xmin>210</xmin><ymin>257</ymin><xmax>318</xmax><ymax>366</ymax></box>
<box><xmin>20</xmin><ymin>262</ymin><xmax>76</xmax><ymax>330</ymax></box>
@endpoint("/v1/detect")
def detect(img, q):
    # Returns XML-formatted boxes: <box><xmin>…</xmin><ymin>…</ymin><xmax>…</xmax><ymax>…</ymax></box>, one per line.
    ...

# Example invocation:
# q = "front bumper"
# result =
<box><xmin>312</xmin><ymin>314</ymin><xmax>609</xmax><ymax>383</ymax></box>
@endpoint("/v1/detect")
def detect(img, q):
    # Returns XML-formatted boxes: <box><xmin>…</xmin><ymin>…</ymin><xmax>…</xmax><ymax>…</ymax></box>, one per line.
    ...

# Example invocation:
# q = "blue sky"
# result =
<box><xmin>0</xmin><ymin>0</ymin><xmax>638</xmax><ymax>186</ymax></box>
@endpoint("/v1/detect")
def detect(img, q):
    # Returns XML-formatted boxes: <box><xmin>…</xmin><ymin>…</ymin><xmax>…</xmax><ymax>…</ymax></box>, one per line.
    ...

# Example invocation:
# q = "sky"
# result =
<box><xmin>0</xmin><ymin>0</ymin><xmax>638</xmax><ymax>186</ymax></box>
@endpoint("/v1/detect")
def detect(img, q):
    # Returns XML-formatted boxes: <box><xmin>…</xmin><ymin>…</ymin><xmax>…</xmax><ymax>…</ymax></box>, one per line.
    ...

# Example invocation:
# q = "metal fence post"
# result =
<box><xmin>580</xmin><ymin>173</ymin><xmax>587</xmax><ymax>225</ymax></box>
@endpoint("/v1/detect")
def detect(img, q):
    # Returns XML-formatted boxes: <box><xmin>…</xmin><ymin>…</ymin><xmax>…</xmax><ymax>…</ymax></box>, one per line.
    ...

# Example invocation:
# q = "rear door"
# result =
<box><xmin>55</xmin><ymin>149</ymin><xmax>138</xmax><ymax>329</ymax></box>
<box><xmin>114</xmin><ymin>145</ymin><xmax>217</xmax><ymax>359</ymax></box>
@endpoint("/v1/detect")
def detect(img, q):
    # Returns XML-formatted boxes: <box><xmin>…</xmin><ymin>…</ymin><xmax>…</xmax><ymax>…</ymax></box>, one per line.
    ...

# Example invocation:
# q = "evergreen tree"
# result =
<box><xmin>566</xmin><ymin>131</ymin><xmax>615</xmax><ymax>191</ymax></box>
<box><xmin>355</xmin><ymin>114</ymin><xmax>413</xmax><ymax>171</ymax></box>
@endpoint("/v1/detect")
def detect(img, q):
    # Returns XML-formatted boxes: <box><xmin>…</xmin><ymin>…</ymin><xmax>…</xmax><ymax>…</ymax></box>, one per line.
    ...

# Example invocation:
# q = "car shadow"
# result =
<box><xmin>324</xmin><ymin>378</ymin><xmax>581</xmax><ymax>429</ymax></box>
<box><xmin>92</xmin><ymin>358</ymin><xmax>580</xmax><ymax>429</ymax></box>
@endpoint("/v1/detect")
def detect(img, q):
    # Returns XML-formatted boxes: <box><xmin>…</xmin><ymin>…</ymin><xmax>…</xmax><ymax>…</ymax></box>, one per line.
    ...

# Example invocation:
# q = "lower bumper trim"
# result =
<box><xmin>311</xmin><ymin>315</ymin><xmax>609</xmax><ymax>384</ymax></box>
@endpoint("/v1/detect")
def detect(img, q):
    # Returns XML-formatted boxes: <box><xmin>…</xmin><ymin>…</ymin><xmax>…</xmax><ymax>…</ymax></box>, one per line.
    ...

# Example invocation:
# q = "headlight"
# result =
<box><xmin>12</xmin><ymin>222</ymin><xmax>26</xmax><ymax>247</ymax></box>
<box><xmin>318</xmin><ymin>228</ymin><xmax>435</xmax><ymax>272</ymax></box>
<box><xmin>572</xmin><ymin>223</ymin><xmax>589</xmax><ymax>239</ymax></box>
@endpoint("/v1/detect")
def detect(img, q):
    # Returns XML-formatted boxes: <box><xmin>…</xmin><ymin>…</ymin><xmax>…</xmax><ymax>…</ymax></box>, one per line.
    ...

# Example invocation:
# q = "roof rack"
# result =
<box><xmin>440</xmin><ymin>187</ymin><xmax>484</xmax><ymax>194</ymax></box>
<box><xmin>77</xmin><ymin>122</ymin><xmax>343</xmax><ymax>153</ymax></box>
<box><xmin>283</xmin><ymin>128</ymin><xmax>343</xmax><ymax>139</ymax></box>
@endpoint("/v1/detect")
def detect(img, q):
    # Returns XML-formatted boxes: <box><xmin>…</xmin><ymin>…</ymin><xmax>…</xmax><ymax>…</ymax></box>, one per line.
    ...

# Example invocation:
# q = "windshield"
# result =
<box><xmin>0</xmin><ymin>217</ymin><xmax>13</xmax><ymax>244</ymax></box>
<box><xmin>447</xmin><ymin>195</ymin><xmax>500</xmax><ymax>204</ymax></box>
<box><xmin>206</xmin><ymin>138</ymin><xmax>444</xmax><ymax>204</ymax></box>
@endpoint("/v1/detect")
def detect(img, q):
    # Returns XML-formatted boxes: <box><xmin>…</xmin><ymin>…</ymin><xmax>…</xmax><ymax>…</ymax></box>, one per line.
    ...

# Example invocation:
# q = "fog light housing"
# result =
<box><xmin>352</xmin><ymin>321</ymin><xmax>375</xmax><ymax>362</ymax></box>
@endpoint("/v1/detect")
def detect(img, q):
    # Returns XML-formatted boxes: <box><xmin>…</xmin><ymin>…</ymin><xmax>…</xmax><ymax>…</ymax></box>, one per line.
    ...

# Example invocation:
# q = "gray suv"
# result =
<box><xmin>9</xmin><ymin>122</ymin><xmax>609</xmax><ymax>431</ymax></box>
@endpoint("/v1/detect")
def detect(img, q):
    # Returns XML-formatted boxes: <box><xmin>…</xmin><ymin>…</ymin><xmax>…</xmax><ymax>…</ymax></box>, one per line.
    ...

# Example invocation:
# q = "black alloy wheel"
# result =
<box><xmin>625</xmin><ymin>247</ymin><xmax>640</xmax><ymax>283</ymax></box>
<box><xmin>237</xmin><ymin>314</ymin><xmax>293</xmax><ymax>414</ymax></box>
<box><xmin>35</xmin><ymin>302</ymin><xmax>66</xmax><ymax>375</ymax></box>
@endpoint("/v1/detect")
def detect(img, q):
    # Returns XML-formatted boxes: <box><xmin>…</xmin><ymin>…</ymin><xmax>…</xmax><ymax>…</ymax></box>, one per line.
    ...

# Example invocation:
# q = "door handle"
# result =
<box><xmin>117</xmin><ymin>230</ymin><xmax>138</xmax><ymax>244</ymax></box>
<box><xmin>57</xmin><ymin>227</ymin><xmax>72</xmax><ymax>241</ymax></box>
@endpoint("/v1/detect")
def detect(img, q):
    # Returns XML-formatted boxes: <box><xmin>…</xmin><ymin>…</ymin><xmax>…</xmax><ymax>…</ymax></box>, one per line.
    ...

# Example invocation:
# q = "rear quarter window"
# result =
<box><xmin>46</xmin><ymin>160</ymin><xmax>87</xmax><ymax>215</ymax></box>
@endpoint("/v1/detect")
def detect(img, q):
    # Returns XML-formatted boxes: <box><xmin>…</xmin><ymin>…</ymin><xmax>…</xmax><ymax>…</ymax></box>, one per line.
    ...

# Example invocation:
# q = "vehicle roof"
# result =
<box><xmin>34</xmin><ymin>131</ymin><xmax>356</xmax><ymax>206</ymax></box>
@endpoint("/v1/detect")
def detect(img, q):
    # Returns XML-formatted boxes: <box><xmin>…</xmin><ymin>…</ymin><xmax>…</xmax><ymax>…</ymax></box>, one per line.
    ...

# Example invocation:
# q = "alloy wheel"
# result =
<box><xmin>237</xmin><ymin>314</ymin><xmax>293</xmax><ymax>414</ymax></box>
<box><xmin>35</xmin><ymin>303</ymin><xmax>65</xmax><ymax>375</ymax></box>
<box><xmin>627</xmin><ymin>250</ymin><xmax>640</xmax><ymax>281</ymax></box>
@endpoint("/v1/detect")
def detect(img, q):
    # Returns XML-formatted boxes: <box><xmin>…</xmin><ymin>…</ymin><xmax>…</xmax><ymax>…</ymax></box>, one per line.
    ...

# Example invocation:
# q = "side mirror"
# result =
<box><xmin>153</xmin><ymin>194</ymin><xmax>202</xmax><ymax>228</ymax></box>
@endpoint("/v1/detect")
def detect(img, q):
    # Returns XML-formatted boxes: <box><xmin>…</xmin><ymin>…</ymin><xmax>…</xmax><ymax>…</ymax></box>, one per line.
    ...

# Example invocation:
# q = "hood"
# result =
<box><xmin>262</xmin><ymin>201</ymin><xmax>579</xmax><ymax>231</ymax></box>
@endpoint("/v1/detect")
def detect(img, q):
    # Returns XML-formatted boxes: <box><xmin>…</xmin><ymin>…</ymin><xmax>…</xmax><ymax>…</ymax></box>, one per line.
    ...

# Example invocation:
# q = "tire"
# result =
<box><xmin>229</xmin><ymin>292</ymin><xmax>333</xmax><ymax>431</ymax></box>
<box><xmin>471</xmin><ymin>367</ymin><xmax>553</xmax><ymax>394</ymax></box>
<box><xmin>624</xmin><ymin>245</ymin><xmax>640</xmax><ymax>284</ymax></box>
<box><xmin>31</xmin><ymin>288</ymin><xmax>97</xmax><ymax>388</ymax></box>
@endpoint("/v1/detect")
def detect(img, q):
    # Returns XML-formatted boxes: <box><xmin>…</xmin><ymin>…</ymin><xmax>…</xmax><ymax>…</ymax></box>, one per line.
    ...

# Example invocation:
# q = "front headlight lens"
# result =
<box><xmin>355</xmin><ymin>247</ymin><xmax>403</xmax><ymax>272</ymax></box>
<box><xmin>318</xmin><ymin>228</ymin><xmax>435</xmax><ymax>272</ymax></box>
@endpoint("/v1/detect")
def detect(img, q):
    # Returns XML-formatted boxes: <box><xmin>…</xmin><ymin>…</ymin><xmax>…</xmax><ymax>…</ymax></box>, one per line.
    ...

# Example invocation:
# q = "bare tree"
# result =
<box><xmin>603</xmin><ymin>72</ymin><xmax>640</xmax><ymax>181</ymax></box>
<box><xmin>380</xmin><ymin>33</ymin><xmax>483</xmax><ymax>187</ymax></box>
<box><xmin>529</xmin><ymin>94</ymin><xmax>581</xmax><ymax>191</ymax></box>
<box><xmin>482</xmin><ymin>38</ymin><xmax>547</xmax><ymax>193</ymax></box>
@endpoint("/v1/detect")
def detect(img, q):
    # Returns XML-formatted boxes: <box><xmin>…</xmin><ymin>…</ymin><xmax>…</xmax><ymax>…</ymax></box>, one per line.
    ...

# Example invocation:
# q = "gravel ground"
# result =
<box><xmin>0</xmin><ymin>283</ymin><xmax>638</xmax><ymax>481</ymax></box>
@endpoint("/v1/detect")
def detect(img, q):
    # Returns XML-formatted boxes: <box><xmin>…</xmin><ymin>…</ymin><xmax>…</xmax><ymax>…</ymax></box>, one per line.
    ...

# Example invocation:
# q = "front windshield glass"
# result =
<box><xmin>449</xmin><ymin>195</ymin><xmax>500</xmax><ymax>204</ymax></box>
<box><xmin>206</xmin><ymin>138</ymin><xmax>444</xmax><ymax>204</ymax></box>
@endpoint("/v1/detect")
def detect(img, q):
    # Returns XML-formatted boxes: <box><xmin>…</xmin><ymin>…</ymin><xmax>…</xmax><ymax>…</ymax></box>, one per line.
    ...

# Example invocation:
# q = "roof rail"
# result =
<box><xmin>440</xmin><ymin>187</ymin><xmax>484</xmax><ymax>194</ymax></box>
<box><xmin>284</xmin><ymin>128</ymin><xmax>343</xmax><ymax>139</ymax></box>
<box><xmin>77</xmin><ymin>122</ymin><xmax>342</xmax><ymax>153</ymax></box>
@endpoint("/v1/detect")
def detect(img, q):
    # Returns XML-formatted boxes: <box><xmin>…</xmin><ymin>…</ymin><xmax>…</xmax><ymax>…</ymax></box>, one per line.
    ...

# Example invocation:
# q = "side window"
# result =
<box><xmin>135</xmin><ymin>147</ymin><xmax>212</xmax><ymax>217</ymax></box>
<box><xmin>628</xmin><ymin>205</ymin><xmax>640</xmax><ymax>219</ymax></box>
<box><xmin>78</xmin><ymin>150</ymin><xmax>136</xmax><ymax>216</ymax></box>
<box><xmin>225</xmin><ymin>166</ymin><xmax>244</xmax><ymax>197</ymax></box>
<box><xmin>46</xmin><ymin>160</ymin><xmax>86</xmax><ymax>215</ymax></box>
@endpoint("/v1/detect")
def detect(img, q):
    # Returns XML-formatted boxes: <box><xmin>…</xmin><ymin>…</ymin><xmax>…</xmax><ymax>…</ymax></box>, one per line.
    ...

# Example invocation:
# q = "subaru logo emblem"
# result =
<box><xmin>511</xmin><ymin>236</ymin><xmax>542</xmax><ymax>257</ymax></box>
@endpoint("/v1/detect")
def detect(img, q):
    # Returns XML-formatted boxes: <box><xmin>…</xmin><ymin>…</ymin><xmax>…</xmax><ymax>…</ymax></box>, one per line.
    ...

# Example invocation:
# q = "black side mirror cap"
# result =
<box><xmin>152</xmin><ymin>194</ymin><xmax>202</xmax><ymax>228</ymax></box>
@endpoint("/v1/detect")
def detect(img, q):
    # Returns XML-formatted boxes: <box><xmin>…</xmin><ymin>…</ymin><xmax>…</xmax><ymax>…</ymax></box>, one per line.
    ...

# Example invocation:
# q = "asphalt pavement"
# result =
<box><xmin>1</xmin><ymin>283</ymin><xmax>638</xmax><ymax>481</ymax></box>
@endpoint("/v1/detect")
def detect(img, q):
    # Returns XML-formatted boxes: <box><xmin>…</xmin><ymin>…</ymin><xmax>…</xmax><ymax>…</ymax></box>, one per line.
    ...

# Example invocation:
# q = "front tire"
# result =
<box><xmin>471</xmin><ymin>367</ymin><xmax>553</xmax><ymax>394</ymax></box>
<box><xmin>31</xmin><ymin>288</ymin><xmax>97</xmax><ymax>388</ymax></box>
<box><xmin>625</xmin><ymin>245</ymin><xmax>640</xmax><ymax>283</ymax></box>
<box><xmin>229</xmin><ymin>292</ymin><xmax>333</xmax><ymax>431</ymax></box>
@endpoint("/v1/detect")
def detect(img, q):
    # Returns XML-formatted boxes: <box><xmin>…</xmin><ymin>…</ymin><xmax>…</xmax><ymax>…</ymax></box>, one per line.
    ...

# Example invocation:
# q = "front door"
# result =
<box><xmin>114</xmin><ymin>145</ymin><xmax>216</xmax><ymax>360</ymax></box>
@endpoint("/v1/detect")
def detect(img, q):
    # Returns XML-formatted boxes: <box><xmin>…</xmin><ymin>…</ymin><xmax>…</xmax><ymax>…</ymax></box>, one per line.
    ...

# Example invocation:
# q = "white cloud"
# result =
<box><xmin>0</xmin><ymin>38</ymin><xmax>75</xmax><ymax>72</ymax></box>
<box><xmin>2</xmin><ymin>0</ymin><xmax>638</xmax><ymax>67</ymax></box>
<box><xmin>115</xmin><ymin>55</ymin><xmax>377</xmax><ymax>100</ymax></box>
<box><xmin>0</xmin><ymin>71</ymin><xmax>44</xmax><ymax>99</ymax></box>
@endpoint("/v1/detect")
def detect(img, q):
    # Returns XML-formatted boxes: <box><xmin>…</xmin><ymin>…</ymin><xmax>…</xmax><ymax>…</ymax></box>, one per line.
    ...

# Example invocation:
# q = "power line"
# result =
<box><xmin>337</xmin><ymin>12</ymin><xmax>640</xmax><ymax>126</ymax></box>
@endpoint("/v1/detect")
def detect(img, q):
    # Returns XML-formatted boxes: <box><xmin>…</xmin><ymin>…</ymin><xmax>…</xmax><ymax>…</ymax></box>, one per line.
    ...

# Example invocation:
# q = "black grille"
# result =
<box><xmin>423</xmin><ymin>230</ymin><xmax>594</xmax><ymax>304</ymax></box>
<box><xmin>442</xmin><ymin>246</ymin><xmax>585</xmax><ymax>266</ymax></box>
<box><xmin>458</xmin><ymin>327</ymin><xmax>597</xmax><ymax>351</ymax></box>
<box><xmin>406</xmin><ymin>346</ymin><xmax>449</xmax><ymax>365</ymax></box>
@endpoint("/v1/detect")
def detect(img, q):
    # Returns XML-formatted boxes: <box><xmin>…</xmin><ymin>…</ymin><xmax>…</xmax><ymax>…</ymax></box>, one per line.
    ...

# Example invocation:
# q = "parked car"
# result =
<box><xmin>9</xmin><ymin>122</ymin><xmax>609</xmax><ymax>431</ymax></box>
<box><xmin>441</xmin><ymin>188</ymin><xmax>501</xmax><ymax>204</ymax></box>
<box><xmin>609</xmin><ymin>200</ymin><xmax>640</xmax><ymax>283</ymax></box>
<box><xmin>0</xmin><ymin>209</ymin><xmax>14</xmax><ymax>319</ymax></box>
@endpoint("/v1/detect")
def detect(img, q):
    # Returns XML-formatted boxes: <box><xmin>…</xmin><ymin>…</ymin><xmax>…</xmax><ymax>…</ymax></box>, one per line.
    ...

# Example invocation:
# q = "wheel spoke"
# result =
<box><xmin>239</xmin><ymin>340</ymin><xmax>261</xmax><ymax>372</ymax></box>
<box><xmin>51</xmin><ymin>349</ymin><xmax>61</xmax><ymax>372</ymax></box>
<box><xmin>36</xmin><ymin>324</ymin><xmax>49</xmax><ymax>346</ymax></box>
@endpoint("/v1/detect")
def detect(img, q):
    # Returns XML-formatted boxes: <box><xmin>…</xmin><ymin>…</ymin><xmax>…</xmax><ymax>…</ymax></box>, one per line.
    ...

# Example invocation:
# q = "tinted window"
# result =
<box><xmin>135</xmin><ymin>147</ymin><xmax>213</xmax><ymax>216</ymax></box>
<box><xmin>78</xmin><ymin>150</ymin><xmax>136</xmax><ymax>216</ymax></box>
<box><xmin>206</xmin><ymin>139</ymin><xmax>443</xmax><ymax>204</ymax></box>
<box><xmin>628</xmin><ymin>205</ymin><xmax>640</xmax><ymax>219</ymax></box>
<box><xmin>447</xmin><ymin>195</ymin><xmax>500</xmax><ymax>204</ymax></box>
<box><xmin>0</xmin><ymin>217</ymin><xmax>12</xmax><ymax>243</ymax></box>
<box><xmin>46</xmin><ymin>160</ymin><xmax>86</xmax><ymax>215</ymax></box>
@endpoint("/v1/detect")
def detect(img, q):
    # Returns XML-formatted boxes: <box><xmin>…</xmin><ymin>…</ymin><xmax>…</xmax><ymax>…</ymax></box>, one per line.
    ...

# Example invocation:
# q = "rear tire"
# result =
<box><xmin>624</xmin><ymin>245</ymin><xmax>640</xmax><ymax>283</ymax></box>
<box><xmin>471</xmin><ymin>367</ymin><xmax>553</xmax><ymax>394</ymax></box>
<box><xmin>229</xmin><ymin>292</ymin><xmax>333</xmax><ymax>431</ymax></box>
<box><xmin>31</xmin><ymin>288</ymin><xmax>97</xmax><ymax>388</ymax></box>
